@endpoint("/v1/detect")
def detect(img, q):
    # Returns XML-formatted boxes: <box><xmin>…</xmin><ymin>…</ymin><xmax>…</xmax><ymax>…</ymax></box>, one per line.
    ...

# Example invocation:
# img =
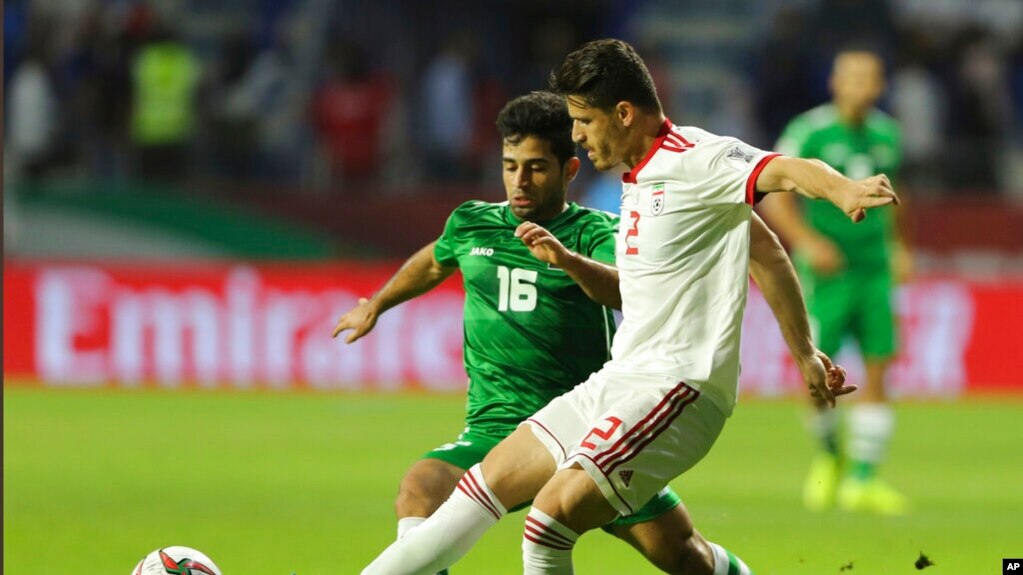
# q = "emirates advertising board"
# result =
<box><xmin>4</xmin><ymin>262</ymin><xmax>1021</xmax><ymax>395</ymax></box>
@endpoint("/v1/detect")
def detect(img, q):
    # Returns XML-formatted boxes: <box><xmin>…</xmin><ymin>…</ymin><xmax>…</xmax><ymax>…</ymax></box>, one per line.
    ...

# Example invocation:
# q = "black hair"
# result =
<box><xmin>834</xmin><ymin>41</ymin><xmax>889</xmax><ymax>69</ymax></box>
<box><xmin>549</xmin><ymin>38</ymin><xmax>661</xmax><ymax>114</ymax></box>
<box><xmin>496</xmin><ymin>91</ymin><xmax>576</xmax><ymax>166</ymax></box>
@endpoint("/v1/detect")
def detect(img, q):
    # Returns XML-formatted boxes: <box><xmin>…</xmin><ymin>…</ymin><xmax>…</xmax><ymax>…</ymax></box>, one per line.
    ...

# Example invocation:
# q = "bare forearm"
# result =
<box><xmin>756</xmin><ymin>156</ymin><xmax>897</xmax><ymax>221</ymax></box>
<box><xmin>752</xmin><ymin>259</ymin><xmax>815</xmax><ymax>360</ymax></box>
<box><xmin>559</xmin><ymin>252</ymin><xmax>622</xmax><ymax>309</ymax></box>
<box><xmin>749</xmin><ymin>221</ymin><xmax>815</xmax><ymax>361</ymax></box>
<box><xmin>370</xmin><ymin>243</ymin><xmax>454</xmax><ymax>313</ymax></box>
<box><xmin>758</xmin><ymin>157</ymin><xmax>846</xmax><ymax>202</ymax></box>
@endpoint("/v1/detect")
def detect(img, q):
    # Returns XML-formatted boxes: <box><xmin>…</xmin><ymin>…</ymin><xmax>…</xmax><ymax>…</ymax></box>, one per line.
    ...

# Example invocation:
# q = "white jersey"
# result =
<box><xmin>609</xmin><ymin>120</ymin><xmax>780</xmax><ymax>415</ymax></box>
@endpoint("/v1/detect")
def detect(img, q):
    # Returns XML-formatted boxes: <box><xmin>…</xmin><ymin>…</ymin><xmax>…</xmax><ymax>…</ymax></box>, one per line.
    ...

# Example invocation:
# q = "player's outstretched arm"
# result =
<box><xmin>749</xmin><ymin>213</ymin><xmax>855</xmax><ymax>407</ymax></box>
<box><xmin>755</xmin><ymin>156</ymin><xmax>899</xmax><ymax>222</ymax></box>
<box><xmin>332</xmin><ymin>242</ymin><xmax>456</xmax><ymax>343</ymax></box>
<box><xmin>515</xmin><ymin>221</ymin><xmax>622</xmax><ymax>309</ymax></box>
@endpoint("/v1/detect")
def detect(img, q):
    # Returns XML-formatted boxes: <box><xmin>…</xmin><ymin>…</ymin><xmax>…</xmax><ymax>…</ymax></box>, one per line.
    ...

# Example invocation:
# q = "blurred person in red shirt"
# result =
<box><xmin>312</xmin><ymin>39</ymin><xmax>392</xmax><ymax>186</ymax></box>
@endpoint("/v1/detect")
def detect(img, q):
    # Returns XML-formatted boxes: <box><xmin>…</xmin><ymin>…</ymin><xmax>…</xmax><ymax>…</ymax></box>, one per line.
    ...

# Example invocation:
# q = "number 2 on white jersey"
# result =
<box><xmin>496</xmin><ymin>266</ymin><xmax>538</xmax><ymax>311</ymax></box>
<box><xmin>625</xmin><ymin>211</ymin><xmax>640</xmax><ymax>255</ymax></box>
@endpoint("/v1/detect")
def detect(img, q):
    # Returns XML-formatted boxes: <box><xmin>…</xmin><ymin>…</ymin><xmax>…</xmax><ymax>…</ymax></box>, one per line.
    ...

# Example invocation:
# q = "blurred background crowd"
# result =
<box><xmin>4</xmin><ymin>0</ymin><xmax>1023</xmax><ymax>262</ymax></box>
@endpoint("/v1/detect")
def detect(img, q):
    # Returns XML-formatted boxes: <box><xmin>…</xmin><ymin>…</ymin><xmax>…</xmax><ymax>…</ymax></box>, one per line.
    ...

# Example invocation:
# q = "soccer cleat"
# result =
<box><xmin>803</xmin><ymin>453</ymin><xmax>841</xmax><ymax>511</ymax></box>
<box><xmin>837</xmin><ymin>477</ymin><xmax>908</xmax><ymax>516</ymax></box>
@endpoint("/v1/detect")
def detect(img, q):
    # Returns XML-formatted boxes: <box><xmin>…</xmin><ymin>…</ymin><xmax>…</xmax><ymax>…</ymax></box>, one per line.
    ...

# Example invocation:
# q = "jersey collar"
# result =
<box><xmin>622</xmin><ymin>118</ymin><xmax>673</xmax><ymax>184</ymax></box>
<box><xmin>503</xmin><ymin>202</ymin><xmax>578</xmax><ymax>228</ymax></box>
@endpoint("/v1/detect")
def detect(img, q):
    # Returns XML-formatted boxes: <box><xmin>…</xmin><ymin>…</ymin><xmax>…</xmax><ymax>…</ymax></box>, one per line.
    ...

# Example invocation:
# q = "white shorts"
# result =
<box><xmin>524</xmin><ymin>368</ymin><xmax>726</xmax><ymax>516</ymax></box>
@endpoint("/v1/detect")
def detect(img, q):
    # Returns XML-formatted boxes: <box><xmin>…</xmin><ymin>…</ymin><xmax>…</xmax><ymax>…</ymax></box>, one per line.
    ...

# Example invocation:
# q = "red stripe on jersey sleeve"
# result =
<box><xmin>745</xmin><ymin>153</ymin><xmax>782</xmax><ymax>205</ymax></box>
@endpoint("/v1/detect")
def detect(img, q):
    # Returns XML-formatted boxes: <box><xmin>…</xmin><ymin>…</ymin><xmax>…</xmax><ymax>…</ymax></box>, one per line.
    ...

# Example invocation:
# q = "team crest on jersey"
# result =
<box><xmin>726</xmin><ymin>144</ymin><xmax>756</xmax><ymax>164</ymax></box>
<box><xmin>651</xmin><ymin>183</ymin><xmax>665</xmax><ymax>216</ymax></box>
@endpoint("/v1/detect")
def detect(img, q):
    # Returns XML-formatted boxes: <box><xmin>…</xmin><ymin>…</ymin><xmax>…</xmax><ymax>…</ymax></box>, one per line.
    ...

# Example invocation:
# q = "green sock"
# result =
<box><xmin>850</xmin><ymin>460</ymin><xmax>875</xmax><ymax>480</ymax></box>
<box><xmin>809</xmin><ymin>408</ymin><xmax>841</xmax><ymax>457</ymax></box>
<box><xmin>823</xmin><ymin>433</ymin><xmax>840</xmax><ymax>457</ymax></box>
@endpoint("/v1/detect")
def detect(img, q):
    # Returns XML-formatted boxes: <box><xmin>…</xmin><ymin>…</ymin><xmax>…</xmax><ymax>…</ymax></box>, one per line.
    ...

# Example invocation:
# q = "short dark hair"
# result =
<box><xmin>835</xmin><ymin>41</ymin><xmax>886</xmax><ymax>60</ymax></box>
<box><xmin>549</xmin><ymin>38</ymin><xmax>661</xmax><ymax>114</ymax></box>
<box><xmin>496</xmin><ymin>91</ymin><xmax>576</xmax><ymax>166</ymax></box>
<box><xmin>833</xmin><ymin>42</ymin><xmax>888</xmax><ymax>70</ymax></box>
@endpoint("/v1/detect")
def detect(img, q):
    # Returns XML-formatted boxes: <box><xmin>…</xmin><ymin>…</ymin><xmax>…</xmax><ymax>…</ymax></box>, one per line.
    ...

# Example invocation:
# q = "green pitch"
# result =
<box><xmin>4</xmin><ymin>387</ymin><xmax>1021</xmax><ymax>574</ymax></box>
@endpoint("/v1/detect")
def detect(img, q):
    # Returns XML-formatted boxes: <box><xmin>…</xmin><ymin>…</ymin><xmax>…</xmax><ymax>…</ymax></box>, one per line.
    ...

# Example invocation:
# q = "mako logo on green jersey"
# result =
<box><xmin>470</xmin><ymin>247</ymin><xmax>495</xmax><ymax>257</ymax></box>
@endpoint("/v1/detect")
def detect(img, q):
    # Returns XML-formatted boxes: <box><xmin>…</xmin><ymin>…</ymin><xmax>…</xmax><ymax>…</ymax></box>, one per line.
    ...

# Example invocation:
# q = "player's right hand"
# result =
<box><xmin>838</xmin><ymin>174</ymin><xmax>900</xmax><ymax>223</ymax></box>
<box><xmin>515</xmin><ymin>221</ymin><xmax>570</xmax><ymax>266</ymax></box>
<box><xmin>800</xmin><ymin>235</ymin><xmax>844</xmax><ymax>275</ymax></box>
<box><xmin>797</xmin><ymin>349</ymin><xmax>855</xmax><ymax>408</ymax></box>
<box><xmin>332</xmin><ymin>297</ymin><xmax>378</xmax><ymax>343</ymax></box>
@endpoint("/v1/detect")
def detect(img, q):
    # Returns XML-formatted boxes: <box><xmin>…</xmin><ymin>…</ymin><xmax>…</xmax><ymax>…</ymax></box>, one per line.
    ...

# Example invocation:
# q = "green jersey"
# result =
<box><xmin>776</xmin><ymin>104</ymin><xmax>902</xmax><ymax>271</ymax></box>
<box><xmin>434</xmin><ymin>200</ymin><xmax>618</xmax><ymax>433</ymax></box>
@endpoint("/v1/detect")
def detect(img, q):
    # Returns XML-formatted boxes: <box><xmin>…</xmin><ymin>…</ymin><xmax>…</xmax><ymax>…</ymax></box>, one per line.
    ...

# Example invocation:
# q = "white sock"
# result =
<box><xmin>397</xmin><ymin>517</ymin><xmax>426</xmax><ymax>539</ymax></box>
<box><xmin>709</xmin><ymin>542</ymin><xmax>754</xmax><ymax>575</ymax></box>
<box><xmin>522</xmin><ymin>507</ymin><xmax>579</xmax><ymax>574</ymax></box>
<box><xmin>396</xmin><ymin>518</ymin><xmax>448</xmax><ymax>575</ymax></box>
<box><xmin>846</xmin><ymin>404</ymin><xmax>895</xmax><ymax>465</ymax></box>
<box><xmin>807</xmin><ymin>406</ymin><xmax>840</xmax><ymax>455</ymax></box>
<box><xmin>362</xmin><ymin>464</ymin><xmax>506</xmax><ymax>575</ymax></box>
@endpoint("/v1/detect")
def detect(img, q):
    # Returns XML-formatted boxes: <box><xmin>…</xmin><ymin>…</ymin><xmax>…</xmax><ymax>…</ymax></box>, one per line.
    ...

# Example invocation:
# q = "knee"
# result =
<box><xmin>532</xmin><ymin>467</ymin><xmax>618</xmax><ymax>534</ymax></box>
<box><xmin>643</xmin><ymin>533</ymin><xmax>714</xmax><ymax>575</ymax></box>
<box><xmin>396</xmin><ymin>472</ymin><xmax>429</xmax><ymax>504</ymax></box>
<box><xmin>478</xmin><ymin>428</ymin><xmax>557</xmax><ymax>508</ymax></box>
<box><xmin>395</xmin><ymin>460</ymin><xmax>461</xmax><ymax>517</ymax></box>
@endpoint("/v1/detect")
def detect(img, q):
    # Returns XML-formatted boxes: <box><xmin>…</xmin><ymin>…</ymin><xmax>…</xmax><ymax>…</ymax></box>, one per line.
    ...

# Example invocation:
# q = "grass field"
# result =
<box><xmin>4</xmin><ymin>386</ymin><xmax>1021</xmax><ymax>574</ymax></box>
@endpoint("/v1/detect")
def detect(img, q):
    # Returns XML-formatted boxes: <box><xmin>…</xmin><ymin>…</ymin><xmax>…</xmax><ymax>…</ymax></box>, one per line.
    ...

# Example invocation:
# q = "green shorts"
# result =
<box><xmin>798</xmin><ymin>265</ymin><xmax>897</xmax><ymax>360</ymax></box>
<box><xmin>424</xmin><ymin>426</ymin><xmax>682</xmax><ymax>527</ymax></box>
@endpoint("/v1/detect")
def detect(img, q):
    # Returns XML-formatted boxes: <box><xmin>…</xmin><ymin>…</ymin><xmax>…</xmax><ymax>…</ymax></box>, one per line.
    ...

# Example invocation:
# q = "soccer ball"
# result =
<box><xmin>130</xmin><ymin>546</ymin><xmax>223</xmax><ymax>575</ymax></box>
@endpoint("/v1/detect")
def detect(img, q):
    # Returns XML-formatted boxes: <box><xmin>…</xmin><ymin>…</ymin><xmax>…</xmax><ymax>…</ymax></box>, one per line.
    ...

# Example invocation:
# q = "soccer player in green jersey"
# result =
<box><xmin>762</xmin><ymin>47</ymin><xmax>911</xmax><ymax>516</ymax></box>
<box><xmin>339</xmin><ymin>90</ymin><xmax>849</xmax><ymax>574</ymax></box>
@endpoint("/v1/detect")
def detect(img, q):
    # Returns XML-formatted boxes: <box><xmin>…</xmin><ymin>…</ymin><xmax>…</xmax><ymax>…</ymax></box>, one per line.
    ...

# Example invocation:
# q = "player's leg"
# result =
<box><xmin>362</xmin><ymin>426</ymin><xmax>556</xmax><ymax>575</ymax></box>
<box><xmin>800</xmin><ymin>271</ymin><xmax>852</xmax><ymax>511</ymax></box>
<box><xmin>606</xmin><ymin>491</ymin><xmax>754</xmax><ymax>574</ymax></box>
<box><xmin>361</xmin><ymin>378</ymin><xmax>596</xmax><ymax>575</ymax></box>
<box><xmin>393</xmin><ymin>459</ymin><xmax>463</xmax><ymax>575</ymax></box>
<box><xmin>362</xmin><ymin>427</ymin><xmax>555</xmax><ymax>575</ymax></box>
<box><xmin>522</xmin><ymin>464</ymin><xmax>617</xmax><ymax>574</ymax></box>
<box><xmin>838</xmin><ymin>272</ymin><xmax>905</xmax><ymax>514</ymax></box>
<box><xmin>395</xmin><ymin>428</ymin><xmax>499</xmax><ymax>534</ymax></box>
<box><xmin>391</xmin><ymin>429</ymin><xmax>500</xmax><ymax>575</ymax></box>
<box><xmin>522</xmin><ymin>378</ymin><xmax>726</xmax><ymax>574</ymax></box>
<box><xmin>395</xmin><ymin>458</ymin><xmax>465</xmax><ymax>535</ymax></box>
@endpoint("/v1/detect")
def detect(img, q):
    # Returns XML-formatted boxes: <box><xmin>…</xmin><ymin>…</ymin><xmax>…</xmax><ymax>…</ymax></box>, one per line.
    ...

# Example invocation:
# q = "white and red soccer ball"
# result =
<box><xmin>131</xmin><ymin>546</ymin><xmax>222</xmax><ymax>575</ymax></box>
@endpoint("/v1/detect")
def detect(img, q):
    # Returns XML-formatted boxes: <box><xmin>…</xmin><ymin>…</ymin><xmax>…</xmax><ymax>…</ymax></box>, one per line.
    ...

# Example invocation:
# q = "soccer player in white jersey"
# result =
<box><xmin>360</xmin><ymin>39</ymin><xmax>898</xmax><ymax>575</ymax></box>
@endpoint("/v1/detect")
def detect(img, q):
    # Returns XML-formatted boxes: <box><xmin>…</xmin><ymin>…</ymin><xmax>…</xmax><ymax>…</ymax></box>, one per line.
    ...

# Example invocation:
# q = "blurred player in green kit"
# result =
<box><xmin>762</xmin><ymin>47</ymin><xmax>912</xmax><ymax>515</ymax></box>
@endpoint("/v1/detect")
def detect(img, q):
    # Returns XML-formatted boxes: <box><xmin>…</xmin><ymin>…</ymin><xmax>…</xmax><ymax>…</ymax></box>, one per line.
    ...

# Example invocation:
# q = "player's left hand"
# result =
<box><xmin>838</xmin><ymin>174</ymin><xmax>900</xmax><ymax>223</ymax></box>
<box><xmin>796</xmin><ymin>349</ymin><xmax>855</xmax><ymax>408</ymax></box>
<box><xmin>515</xmin><ymin>222</ymin><xmax>571</xmax><ymax>266</ymax></box>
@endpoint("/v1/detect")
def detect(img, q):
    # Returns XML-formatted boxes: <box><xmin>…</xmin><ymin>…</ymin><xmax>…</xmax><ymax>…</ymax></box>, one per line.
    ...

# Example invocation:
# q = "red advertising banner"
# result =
<box><xmin>741</xmin><ymin>278</ymin><xmax>1023</xmax><ymax>396</ymax></box>
<box><xmin>4</xmin><ymin>262</ymin><xmax>1022</xmax><ymax>394</ymax></box>
<box><xmin>3</xmin><ymin>262</ymin><xmax>467</xmax><ymax>390</ymax></box>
